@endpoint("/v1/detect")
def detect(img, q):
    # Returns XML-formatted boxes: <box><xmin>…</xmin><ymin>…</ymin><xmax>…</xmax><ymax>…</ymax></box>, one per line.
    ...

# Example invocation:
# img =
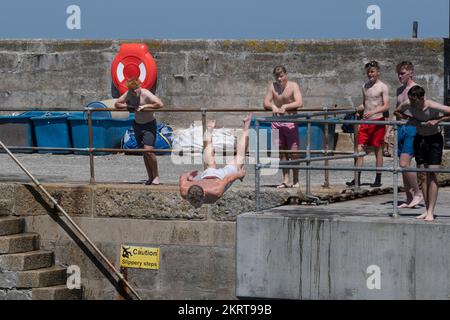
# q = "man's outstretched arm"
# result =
<box><xmin>114</xmin><ymin>92</ymin><xmax>128</xmax><ymax>110</ymax></box>
<box><xmin>179</xmin><ymin>173</ymin><xmax>190</xmax><ymax>198</ymax></box>
<box><xmin>137</xmin><ymin>91</ymin><xmax>164</xmax><ymax>111</ymax></box>
<box><xmin>263</xmin><ymin>83</ymin><xmax>280</xmax><ymax>113</ymax></box>
<box><xmin>223</xmin><ymin>168</ymin><xmax>246</xmax><ymax>185</ymax></box>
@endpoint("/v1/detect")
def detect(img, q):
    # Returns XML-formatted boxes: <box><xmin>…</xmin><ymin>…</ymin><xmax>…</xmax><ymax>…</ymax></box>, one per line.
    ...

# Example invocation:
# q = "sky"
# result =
<box><xmin>0</xmin><ymin>0</ymin><xmax>448</xmax><ymax>39</ymax></box>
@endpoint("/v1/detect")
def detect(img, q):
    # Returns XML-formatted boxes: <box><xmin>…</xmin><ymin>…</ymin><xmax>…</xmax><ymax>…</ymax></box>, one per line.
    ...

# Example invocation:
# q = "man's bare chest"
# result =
<box><xmin>273</xmin><ymin>89</ymin><xmax>295</xmax><ymax>102</ymax></box>
<box><xmin>364</xmin><ymin>86</ymin><xmax>383</xmax><ymax>100</ymax></box>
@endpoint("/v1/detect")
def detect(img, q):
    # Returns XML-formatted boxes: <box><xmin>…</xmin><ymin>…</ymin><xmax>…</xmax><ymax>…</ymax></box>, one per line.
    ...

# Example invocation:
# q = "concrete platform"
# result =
<box><xmin>236</xmin><ymin>187</ymin><xmax>450</xmax><ymax>300</ymax></box>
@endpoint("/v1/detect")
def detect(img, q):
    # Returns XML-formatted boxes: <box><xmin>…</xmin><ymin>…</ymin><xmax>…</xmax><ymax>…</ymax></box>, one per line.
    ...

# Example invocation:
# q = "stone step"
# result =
<box><xmin>0</xmin><ymin>217</ymin><xmax>24</xmax><ymax>236</ymax></box>
<box><xmin>17</xmin><ymin>266</ymin><xmax>67</xmax><ymax>289</ymax></box>
<box><xmin>0</xmin><ymin>199</ymin><xmax>13</xmax><ymax>217</ymax></box>
<box><xmin>0</xmin><ymin>250</ymin><xmax>53</xmax><ymax>271</ymax></box>
<box><xmin>0</xmin><ymin>288</ymin><xmax>32</xmax><ymax>300</ymax></box>
<box><xmin>0</xmin><ymin>233</ymin><xmax>39</xmax><ymax>254</ymax></box>
<box><xmin>32</xmin><ymin>284</ymin><xmax>82</xmax><ymax>300</ymax></box>
<box><xmin>1</xmin><ymin>266</ymin><xmax>66</xmax><ymax>289</ymax></box>
<box><xmin>0</xmin><ymin>270</ymin><xmax>17</xmax><ymax>288</ymax></box>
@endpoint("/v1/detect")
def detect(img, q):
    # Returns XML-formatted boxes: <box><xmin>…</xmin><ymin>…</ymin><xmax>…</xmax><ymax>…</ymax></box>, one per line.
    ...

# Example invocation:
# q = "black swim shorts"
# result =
<box><xmin>133</xmin><ymin>120</ymin><xmax>157</xmax><ymax>148</ymax></box>
<box><xmin>413</xmin><ymin>132</ymin><xmax>443</xmax><ymax>166</ymax></box>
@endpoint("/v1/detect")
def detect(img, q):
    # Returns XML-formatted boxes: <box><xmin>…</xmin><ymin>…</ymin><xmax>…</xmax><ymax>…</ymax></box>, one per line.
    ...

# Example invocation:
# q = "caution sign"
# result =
<box><xmin>120</xmin><ymin>245</ymin><xmax>160</xmax><ymax>270</ymax></box>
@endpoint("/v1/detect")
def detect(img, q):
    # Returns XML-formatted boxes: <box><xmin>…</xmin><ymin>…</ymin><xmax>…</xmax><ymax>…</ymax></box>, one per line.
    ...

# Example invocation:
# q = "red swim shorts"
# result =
<box><xmin>271</xmin><ymin>122</ymin><xmax>299</xmax><ymax>150</ymax></box>
<box><xmin>357</xmin><ymin>118</ymin><xmax>385</xmax><ymax>148</ymax></box>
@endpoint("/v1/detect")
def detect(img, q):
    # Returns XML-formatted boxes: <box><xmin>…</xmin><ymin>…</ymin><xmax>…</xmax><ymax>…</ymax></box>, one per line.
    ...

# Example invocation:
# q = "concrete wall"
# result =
<box><xmin>0</xmin><ymin>182</ymin><xmax>293</xmax><ymax>300</ymax></box>
<box><xmin>236</xmin><ymin>209</ymin><xmax>450</xmax><ymax>299</ymax></box>
<box><xmin>0</xmin><ymin>39</ymin><xmax>445</xmax><ymax>127</ymax></box>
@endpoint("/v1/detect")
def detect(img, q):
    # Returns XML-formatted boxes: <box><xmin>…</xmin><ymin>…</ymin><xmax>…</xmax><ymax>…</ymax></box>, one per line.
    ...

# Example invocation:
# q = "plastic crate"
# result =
<box><xmin>31</xmin><ymin>113</ymin><xmax>73</xmax><ymax>154</ymax></box>
<box><xmin>69</xmin><ymin>117</ymin><xmax>133</xmax><ymax>155</ymax></box>
<box><xmin>298</xmin><ymin>120</ymin><xmax>336</xmax><ymax>158</ymax></box>
<box><xmin>249</xmin><ymin>118</ymin><xmax>273</xmax><ymax>153</ymax></box>
<box><xmin>0</xmin><ymin>115</ymin><xmax>36</xmax><ymax>153</ymax></box>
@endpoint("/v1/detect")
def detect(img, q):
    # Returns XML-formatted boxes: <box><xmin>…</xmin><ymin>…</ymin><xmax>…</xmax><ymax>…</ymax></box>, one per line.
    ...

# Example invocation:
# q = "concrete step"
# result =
<box><xmin>0</xmin><ymin>233</ymin><xmax>39</xmax><ymax>254</ymax></box>
<box><xmin>32</xmin><ymin>284</ymin><xmax>82</xmax><ymax>300</ymax></box>
<box><xmin>17</xmin><ymin>266</ymin><xmax>67</xmax><ymax>289</ymax></box>
<box><xmin>0</xmin><ymin>217</ymin><xmax>24</xmax><ymax>236</ymax></box>
<box><xmin>0</xmin><ymin>288</ymin><xmax>32</xmax><ymax>300</ymax></box>
<box><xmin>0</xmin><ymin>266</ymin><xmax>66</xmax><ymax>289</ymax></box>
<box><xmin>0</xmin><ymin>199</ymin><xmax>13</xmax><ymax>217</ymax></box>
<box><xmin>0</xmin><ymin>250</ymin><xmax>53</xmax><ymax>271</ymax></box>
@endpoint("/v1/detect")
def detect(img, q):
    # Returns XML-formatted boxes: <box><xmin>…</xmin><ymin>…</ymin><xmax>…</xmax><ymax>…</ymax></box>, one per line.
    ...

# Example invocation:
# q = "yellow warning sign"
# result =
<box><xmin>119</xmin><ymin>245</ymin><xmax>160</xmax><ymax>270</ymax></box>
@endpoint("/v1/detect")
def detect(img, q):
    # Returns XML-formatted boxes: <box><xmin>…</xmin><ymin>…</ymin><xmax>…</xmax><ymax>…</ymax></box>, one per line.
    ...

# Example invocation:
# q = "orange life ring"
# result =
<box><xmin>111</xmin><ymin>43</ymin><xmax>157</xmax><ymax>96</ymax></box>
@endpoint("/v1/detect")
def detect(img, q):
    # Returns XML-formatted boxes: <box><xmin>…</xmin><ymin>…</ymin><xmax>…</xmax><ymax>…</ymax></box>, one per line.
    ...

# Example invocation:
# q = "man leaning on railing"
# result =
<box><xmin>395</xmin><ymin>85</ymin><xmax>450</xmax><ymax>222</ymax></box>
<box><xmin>114</xmin><ymin>78</ymin><xmax>164</xmax><ymax>185</ymax></box>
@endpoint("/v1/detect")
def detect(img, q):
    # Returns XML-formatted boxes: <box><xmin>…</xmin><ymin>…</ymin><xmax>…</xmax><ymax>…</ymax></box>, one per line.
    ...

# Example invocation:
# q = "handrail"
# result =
<box><xmin>253</xmin><ymin>114</ymin><xmax>450</xmax><ymax>217</ymax></box>
<box><xmin>0</xmin><ymin>106</ymin><xmax>352</xmax><ymax>113</ymax></box>
<box><xmin>0</xmin><ymin>139</ymin><xmax>142</xmax><ymax>300</ymax></box>
<box><xmin>1</xmin><ymin>106</ymin><xmax>354</xmax><ymax>184</ymax></box>
<box><xmin>1</xmin><ymin>146</ymin><xmax>357</xmax><ymax>155</ymax></box>
<box><xmin>3</xmin><ymin>106</ymin><xmax>449</xmax><ymax>217</ymax></box>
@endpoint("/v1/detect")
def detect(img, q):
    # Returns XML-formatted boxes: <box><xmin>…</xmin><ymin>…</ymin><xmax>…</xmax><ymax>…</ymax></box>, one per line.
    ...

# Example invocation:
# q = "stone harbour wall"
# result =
<box><xmin>0</xmin><ymin>39</ymin><xmax>444</xmax><ymax>127</ymax></box>
<box><xmin>0</xmin><ymin>182</ymin><xmax>293</xmax><ymax>299</ymax></box>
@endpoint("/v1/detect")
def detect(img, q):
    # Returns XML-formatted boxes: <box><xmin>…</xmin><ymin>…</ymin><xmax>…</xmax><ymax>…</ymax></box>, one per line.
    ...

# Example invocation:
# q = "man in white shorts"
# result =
<box><xmin>179</xmin><ymin>113</ymin><xmax>251</xmax><ymax>208</ymax></box>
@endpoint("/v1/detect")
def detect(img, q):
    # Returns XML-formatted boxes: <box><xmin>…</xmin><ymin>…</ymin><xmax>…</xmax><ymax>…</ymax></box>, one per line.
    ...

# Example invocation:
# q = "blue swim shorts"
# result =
<box><xmin>397</xmin><ymin>125</ymin><xmax>416</xmax><ymax>157</ymax></box>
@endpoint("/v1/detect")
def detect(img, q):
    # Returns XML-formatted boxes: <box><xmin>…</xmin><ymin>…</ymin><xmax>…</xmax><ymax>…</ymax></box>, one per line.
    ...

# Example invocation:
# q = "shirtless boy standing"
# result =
<box><xmin>395</xmin><ymin>85</ymin><xmax>450</xmax><ymax>221</ymax></box>
<box><xmin>263</xmin><ymin>66</ymin><xmax>303</xmax><ymax>188</ymax></box>
<box><xmin>385</xmin><ymin>61</ymin><xmax>423</xmax><ymax>207</ymax></box>
<box><xmin>347</xmin><ymin>61</ymin><xmax>390</xmax><ymax>187</ymax></box>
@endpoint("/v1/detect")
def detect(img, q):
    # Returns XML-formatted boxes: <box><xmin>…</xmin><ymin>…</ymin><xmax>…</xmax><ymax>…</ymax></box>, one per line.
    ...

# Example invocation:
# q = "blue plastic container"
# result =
<box><xmin>0</xmin><ymin>114</ymin><xmax>35</xmax><ymax>153</ymax></box>
<box><xmin>298</xmin><ymin>120</ymin><xmax>336</xmax><ymax>158</ymax></box>
<box><xmin>68</xmin><ymin>117</ymin><xmax>133</xmax><ymax>155</ymax></box>
<box><xmin>19</xmin><ymin>111</ymin><xmax>48</xmax><ymax>118</ymax></box>
<box><xmin>249</xmin><ymin>118</ymin><xmax>273</xmax><ymax>152</ymax></box>
<box><xmin>31</xmin><ymin>114</ymin><xmax>73</xmax><ymax>154</ymax></box>
<box><xmin>84</xmin><ymin>101</ymin><xmax>112</xmax><ymax>119</ymax></box>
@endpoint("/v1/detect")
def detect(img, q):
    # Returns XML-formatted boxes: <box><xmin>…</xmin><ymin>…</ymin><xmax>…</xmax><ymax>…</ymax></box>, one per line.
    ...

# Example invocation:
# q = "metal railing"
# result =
<box><xmin>253</xmin><ymin>113</ymin><xmax>450</xmax><ymax>217</ymax></box>
<box><xmin>1</xmin><ymin>106</ymin><xmax>351</xmax><ymax>185</ymax></box>
<box><xmin>0</xmin><ymin>139</ymin><xmax>142</xmax><ymax>300</ymax></box>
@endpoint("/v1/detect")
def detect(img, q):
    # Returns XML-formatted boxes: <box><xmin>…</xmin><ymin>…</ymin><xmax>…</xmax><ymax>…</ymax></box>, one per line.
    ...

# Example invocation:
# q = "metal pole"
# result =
<box><xmin>353</xmin><ymin>118</ymin><xmax>360</xmax><ymax>191</ymax></box>
<box><xmin>201</xmin><ymin>108</ymin><xmax>207</xmax><ymax>170</ymax></box>
<box><xmin>88</xmin><ymin>110</ymin><xmax>95</xmax><ymax>184</ymax></box>
<box><xmin>279</xmin><ymin>151</ymin><xmax>366</xmax><ymax>164</ymax></box>
<box><xmin>117</xmin><ymin>268</ymin><xmax>129</xmax><ymax>300</ymax></box>
<box><xmin>257</xmin><ymin>109</ymin><xmax>354</xmax><ymax>123</ymax></box>
<box><xmin>306</xmin><ymin>115</ymin><xmax>311</xmax><ymax>195</ymax></box>
<box><xmin>412</xmin><ymin>21</ymin><xmax>418</xmax><ymax>38</ymax></box>
<box><xmin>0</xmin><ymin>140</ymin><xmax>141</xmax><ymax>300</ymax></box>
<box><xmin>255</xmin><ymin>119</ymin><xmax>261</xmax><ymax>213</ymax></box>
<box><xmin>323</xmin><ymin>109</ymin><xmax>330</xmax><ymax>188</ymax></box>
<box><xmin>392</xmin><ymin>124</ymin><xmax>399</xmax><ymax>218</ymax></box>
<box><xmin>0</xmin><ymin>106</ymin><xmax>352</xmax><ymax>113</ymax></box>
<box><xmin>263</xmin><ymin>164</ymin><xmax>450</xmax><ymax>174</ymax></box>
